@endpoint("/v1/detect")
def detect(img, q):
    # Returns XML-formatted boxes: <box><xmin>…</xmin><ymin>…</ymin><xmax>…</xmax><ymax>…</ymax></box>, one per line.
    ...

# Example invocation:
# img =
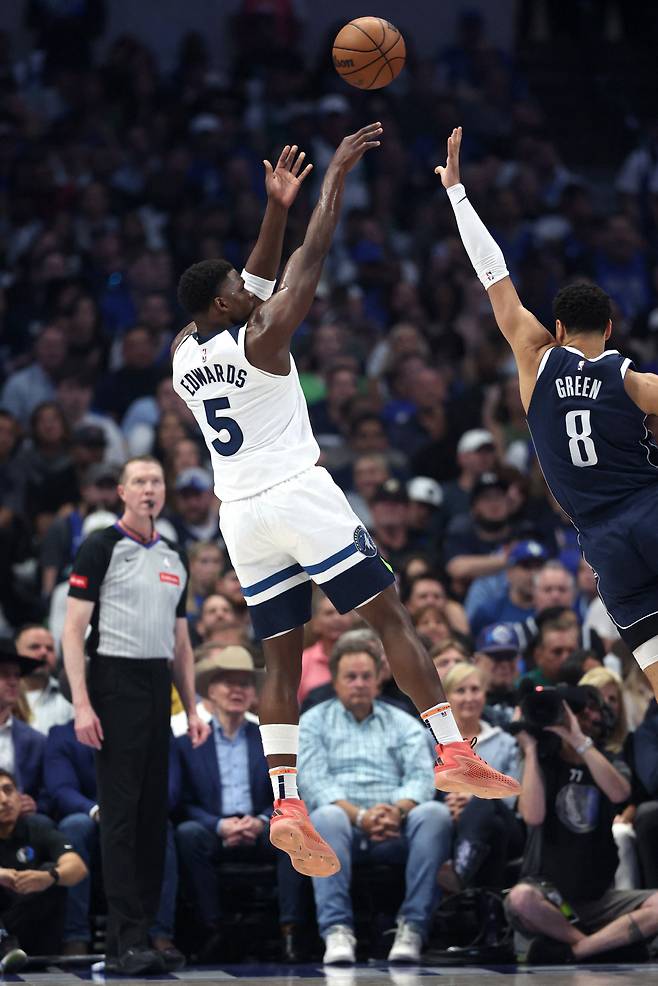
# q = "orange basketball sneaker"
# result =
<box><xmin>269</xmin><ymin>798</ymin><xmax>341</xmax><ymax>877</ymax></box>
<box><xmin>434</xmin><ymin>738</ymin><xmax>522</xmax><ymax>799</ymax></box>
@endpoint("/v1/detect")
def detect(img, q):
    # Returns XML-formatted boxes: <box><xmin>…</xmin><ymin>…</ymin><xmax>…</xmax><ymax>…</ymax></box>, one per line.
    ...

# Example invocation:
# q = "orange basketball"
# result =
<box><xmin>332</xmin><ymin>16</ymin><xmax>406</xmax><ymax>90</ymax></box>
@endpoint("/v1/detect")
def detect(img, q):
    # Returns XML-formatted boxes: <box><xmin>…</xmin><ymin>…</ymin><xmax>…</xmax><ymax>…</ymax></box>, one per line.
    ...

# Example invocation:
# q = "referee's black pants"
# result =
<box><xmin>90</xmin><ymin>656</ymin><xmax>171</xmax><ymax>958</ymax></box>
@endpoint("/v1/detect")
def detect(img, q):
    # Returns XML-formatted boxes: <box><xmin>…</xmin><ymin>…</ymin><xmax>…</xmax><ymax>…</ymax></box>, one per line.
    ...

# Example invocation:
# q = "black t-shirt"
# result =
<box><xmin>522</xmin><ymin>752</ymin><xmax>626</xmax><ymax>901</ymax></box>
<box><xmin>0</xmin><ymin>816</ymin><xmax>73</xmax><ymax>871</ymax></box>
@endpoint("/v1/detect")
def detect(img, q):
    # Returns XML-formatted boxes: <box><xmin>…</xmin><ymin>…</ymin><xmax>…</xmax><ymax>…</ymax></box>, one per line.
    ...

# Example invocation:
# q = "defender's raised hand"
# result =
<box><xmin>435</xmin><ymin>126</ymin><xmax>462</xmax><ymax>189</ymax></box>
<box><xmin>264</xmin><ymin>144</ymin><xmax>314</xmax><ymax>209</ymax></box>
<box><xmin>332</xmin><ymin>122</ymin><xmax>383</xmax><ymax>173</ymax></box>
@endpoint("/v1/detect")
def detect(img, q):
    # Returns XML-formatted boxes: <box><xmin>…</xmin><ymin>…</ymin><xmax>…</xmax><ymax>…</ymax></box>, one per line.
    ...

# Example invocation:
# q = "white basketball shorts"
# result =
<box><xmin>219</xmin><ymin>466</ymin><xmax>395</xmax><ymax>639</ymax></box>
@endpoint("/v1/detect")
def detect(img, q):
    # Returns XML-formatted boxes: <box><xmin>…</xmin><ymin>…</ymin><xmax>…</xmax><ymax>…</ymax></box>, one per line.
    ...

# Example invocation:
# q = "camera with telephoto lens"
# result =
<box><xmin>508</xmin><ymin>681</ymin><xmax>614</xmax><ymax>756</ymax></box>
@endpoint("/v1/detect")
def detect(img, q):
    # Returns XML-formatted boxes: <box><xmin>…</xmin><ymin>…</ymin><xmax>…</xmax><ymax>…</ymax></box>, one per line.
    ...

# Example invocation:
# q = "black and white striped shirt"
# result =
<box><xmin>68</xmin><ymin>525</ymin><xmax>189</xmax><ymax>660</ymax></box>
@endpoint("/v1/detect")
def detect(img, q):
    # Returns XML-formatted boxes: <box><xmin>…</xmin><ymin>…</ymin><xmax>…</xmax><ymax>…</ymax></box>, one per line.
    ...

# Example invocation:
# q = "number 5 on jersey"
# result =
<box><xmin>203</xmin><ymin>397</ymin><xmax>244</xmax><ymax>456</ymax></box>
<box><xmin>566</xmin><ymin>409</ymin><xmax>597</xmax><ymax>467</ymax></box>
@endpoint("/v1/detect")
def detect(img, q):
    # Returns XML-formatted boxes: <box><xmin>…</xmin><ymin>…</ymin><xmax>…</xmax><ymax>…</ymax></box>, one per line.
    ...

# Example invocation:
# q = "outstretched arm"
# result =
<box><xmin>247</xmin><ymin>122</ymin><xmax>383</xmax><ymax>371</ymax></box>
<box><xmin>436</xmin><ymin>127</ymin><xmax>555</xmax><ymax>410</ymax></box>
<box><xmin>243</xmin><ymin>144</ymin><xmax>313</xmax><ymax>283</ymax></box>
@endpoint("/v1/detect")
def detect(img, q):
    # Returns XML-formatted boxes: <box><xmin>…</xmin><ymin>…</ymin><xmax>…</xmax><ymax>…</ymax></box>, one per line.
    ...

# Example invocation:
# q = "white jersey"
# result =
<box><xmin>172</xmin><ymin>321</ymin><xmax>320</xmax><ymax>502</ymax></box>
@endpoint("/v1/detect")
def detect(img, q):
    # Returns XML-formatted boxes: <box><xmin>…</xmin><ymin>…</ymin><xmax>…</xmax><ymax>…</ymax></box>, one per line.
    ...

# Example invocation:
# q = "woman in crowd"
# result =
<box><xmin>18</xmin><ymin>402</ymin><xmax>78</xmax><ymax>536</ymax></box>
<box><xmin>580</xmin><ymin>666</ymin><xmax>641</xmax><ymax>889</ymax></box>
<box><xmin>439</xmin><ymin>662</ymin><xmax>523</xmax><ymax>890</ymax></box>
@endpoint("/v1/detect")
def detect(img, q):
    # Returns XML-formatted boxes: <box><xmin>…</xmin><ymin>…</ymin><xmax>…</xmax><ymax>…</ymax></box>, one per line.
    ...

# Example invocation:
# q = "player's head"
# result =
<box><xmin>552</xmin><ymin>282</ymin><xmax>612</xmax><ymax>345</ymax></box>
<box><xmin>177</xmin><ymin>260</ymin><xmax>258</xmax><ymax>325</ymax></box>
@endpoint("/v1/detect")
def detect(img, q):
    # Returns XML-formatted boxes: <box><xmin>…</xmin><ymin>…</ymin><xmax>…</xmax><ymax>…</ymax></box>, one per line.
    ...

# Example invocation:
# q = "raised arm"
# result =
<box><xmin>436</xmin><ymin>127</ymin><xmax>555</xmax><ymax>411</ymax></box>
<box><xmin>243</xmin><ymin>144</ymin><xmax>313</xmax><ymax>282</ymax></box>
<box><xmin>169</xmin><ymin>145</ymin><xmax>313</xmax><ymax>362</ymax></box>
<box><xmin>246</xmin><ymin>122</ymin><xmax>383</xmax><ymax>371</ymax></box>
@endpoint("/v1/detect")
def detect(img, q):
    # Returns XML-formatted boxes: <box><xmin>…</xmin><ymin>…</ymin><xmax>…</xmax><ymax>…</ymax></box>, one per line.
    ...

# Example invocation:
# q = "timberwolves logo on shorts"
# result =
<box><xmin>353</xmin><ymin>525</ymin><xmax>378</xmax><ymax>557</ymax></box>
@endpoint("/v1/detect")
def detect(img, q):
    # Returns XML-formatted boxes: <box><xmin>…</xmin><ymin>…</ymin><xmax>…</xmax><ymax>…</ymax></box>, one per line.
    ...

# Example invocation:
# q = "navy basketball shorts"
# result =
<box><xmin>579</xmin><ymin>487</ymin><xmax>658</xmax><ymax>666</ymax></box>
<box><xmin>219</xmin><ymin>466</ymin><xmax>395</xmax><ymax>639</ymax></box>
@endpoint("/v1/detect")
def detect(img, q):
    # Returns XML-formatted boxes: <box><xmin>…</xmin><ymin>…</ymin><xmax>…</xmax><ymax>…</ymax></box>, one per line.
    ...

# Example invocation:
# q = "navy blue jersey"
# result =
<box><xmin>527</xmin><ymin>346</ymin><xmax>658</xmax><ymax>529</ymax></box>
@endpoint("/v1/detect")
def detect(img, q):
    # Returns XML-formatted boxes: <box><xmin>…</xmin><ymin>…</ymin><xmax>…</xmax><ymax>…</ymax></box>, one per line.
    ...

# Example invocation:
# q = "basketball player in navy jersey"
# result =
<box><xmin>437</xmin><ymin>126</ymin><xmax>658</xmax><ymax>702</ymax></box>
<box><xmin>172</xmin><ymin>128</ymin><xmax>520</xmax><ymax>879</ymax></box>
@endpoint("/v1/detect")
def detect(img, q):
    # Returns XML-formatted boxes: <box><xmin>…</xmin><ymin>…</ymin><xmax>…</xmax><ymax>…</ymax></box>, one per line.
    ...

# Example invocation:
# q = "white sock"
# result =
<box><xmin>269</xmin><ymin>767</ymin><xmax>299</xmax><ymax>801</ymax></box>
<box><xmin>420</xmin><ymin>703</ymin><xmax>463</xmax><ymax>745</ymax></box>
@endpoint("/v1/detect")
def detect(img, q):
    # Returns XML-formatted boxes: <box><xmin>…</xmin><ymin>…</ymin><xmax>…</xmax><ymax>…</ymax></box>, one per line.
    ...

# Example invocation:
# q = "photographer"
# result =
<box><xmin>506</xmin><ymin>689</ymin><xmax>658</xmax><ymax>963</ymax></box>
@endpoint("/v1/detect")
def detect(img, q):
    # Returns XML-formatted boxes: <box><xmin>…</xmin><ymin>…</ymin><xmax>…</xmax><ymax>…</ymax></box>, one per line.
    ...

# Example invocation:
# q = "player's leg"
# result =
<box><xmin>219</xmin><ymin>495</ymin><xmax>338</xmax><ymax>876</ymax></box>
<box><xmin>580</xmin><ymin>518</ymin><xmax>658</xmax><ymax>704</ymax></box>
<box><xmin>357</xmin><ymin>587</ymin><xmax>520</xmax><ymax>798</ymax></box>
<box><xmin>260</xmin><ymin>628</ymin><xmax>340</xmax><ymax>878</ymax></box>
<box><xmin>281</xmin><ymin>467</ymin><xmax>519</xmax><ymax>799</ymax></box>
<box><xmin>357</xmin><ymin>585</ymin><xmax>447</xmax><ymax>710</ymax></box>
<box><xmin>632</xmin><ymin>639</ymin><xmax>658</xmax><ymax>702</ymax></box>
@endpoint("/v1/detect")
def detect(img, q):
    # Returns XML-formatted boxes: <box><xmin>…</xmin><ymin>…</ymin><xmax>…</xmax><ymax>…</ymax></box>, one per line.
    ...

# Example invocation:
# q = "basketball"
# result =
<box><xmin>332</xmin><ymin>16</ymin><xmax>406</xmax><ymax>90</ymax></box>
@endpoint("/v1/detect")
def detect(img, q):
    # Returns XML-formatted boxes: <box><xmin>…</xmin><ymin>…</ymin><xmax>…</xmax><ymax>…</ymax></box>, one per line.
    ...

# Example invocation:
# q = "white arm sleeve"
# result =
<box><xmin>446</xmin><ymin>183</ymin><xmax>509</xmax><ymax>290</ymax></box>
<box><xmin>241</xmin><ymin>268</ymin><xmax>276</xmax><ymax>301</ymax></box>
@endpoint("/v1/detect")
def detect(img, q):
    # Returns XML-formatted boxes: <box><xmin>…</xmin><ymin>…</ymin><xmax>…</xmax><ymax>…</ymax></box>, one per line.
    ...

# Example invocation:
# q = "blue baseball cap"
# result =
<box><xmin>507</xmin><ymin>540</ymin><xmax>549</xmax><ymax>567</ymax></box>
<box><xmin>476</xmin><ymin>623</ymin><xmax>522</xmax><ymax>658</ymax></box>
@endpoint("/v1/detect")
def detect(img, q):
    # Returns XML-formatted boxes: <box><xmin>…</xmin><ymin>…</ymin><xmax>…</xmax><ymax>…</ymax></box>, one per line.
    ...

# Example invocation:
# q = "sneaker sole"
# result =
<box><xmin>270</xmin><ymin>819</ymin><xmax>341</xmax><ymax>877</ymax></box>
<box><xmin>434</xmin><ymin>766</ymin><xmax>521</xmax><ymax>799</ymax></box>
<box><xmin>388</xmin><ymin>951</ymin><xmax>421</xmax><ymax>964</ymax></box>
<box><xmin>323</xmin><ymin>954</ymin><xmax>355</xmax><ymax>965</ymax></box>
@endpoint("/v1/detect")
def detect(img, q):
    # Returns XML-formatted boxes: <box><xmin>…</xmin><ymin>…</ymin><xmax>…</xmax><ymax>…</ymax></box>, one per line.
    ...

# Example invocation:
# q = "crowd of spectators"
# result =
<box><xmin>1</xmin><ymin>0</ymin><xmax>658</xmax><ymax>967</ymax></box>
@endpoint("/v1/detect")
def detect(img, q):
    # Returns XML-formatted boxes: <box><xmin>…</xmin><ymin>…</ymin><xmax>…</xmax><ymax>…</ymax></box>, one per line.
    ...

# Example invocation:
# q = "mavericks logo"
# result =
<box><xmin>353</xmin><ymin>525</ymin><xmax>377</xmax><ymax>557</ymax></box>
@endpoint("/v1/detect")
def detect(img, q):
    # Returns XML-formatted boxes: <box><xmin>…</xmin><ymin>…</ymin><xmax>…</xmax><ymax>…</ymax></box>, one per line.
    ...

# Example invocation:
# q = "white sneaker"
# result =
<box><xmin>387</xmin><ymin>919</ymin><xmax>422</xmax><ymax>963</ymax></box>
<box><xmin>323</xmin><ymin>925</ymin><xmax>356</xmax><ymax>965</ymax></box>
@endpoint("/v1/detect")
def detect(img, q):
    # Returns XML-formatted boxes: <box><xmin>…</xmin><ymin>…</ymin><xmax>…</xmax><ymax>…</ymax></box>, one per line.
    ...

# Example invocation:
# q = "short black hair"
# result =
<box><xmin>177</xmin><ymin>260</ymin><xmax>234</xmax><ymax>316</ymax></box>
<box><xmin>0</xmin><ymin>769</ymin><xmax>17</xmax><ymax>789</ymax></box>
<box><xmin>553</xmin><ymin>282</ymin><xmax>612</xmax><ymax>335</ymax></box>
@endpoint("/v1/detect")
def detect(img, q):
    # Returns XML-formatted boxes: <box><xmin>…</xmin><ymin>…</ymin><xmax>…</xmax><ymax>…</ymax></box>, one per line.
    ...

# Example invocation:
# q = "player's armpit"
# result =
<box><xmin>624</xmin><ymin>368</ymin><xmax>658</xmax><ymax>416</ymax></box>
<box><xmin>246</xmin><ymin>247</ymin><xmax>321</xmax><ymax>372</ymax></box>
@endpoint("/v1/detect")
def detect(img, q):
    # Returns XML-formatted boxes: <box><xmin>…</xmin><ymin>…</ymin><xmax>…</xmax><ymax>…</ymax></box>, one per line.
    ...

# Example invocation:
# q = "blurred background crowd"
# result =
<box><xmin>1</xmin><ymin>0</ymin><xmax>658</xmax><ymax>966</ymax></box>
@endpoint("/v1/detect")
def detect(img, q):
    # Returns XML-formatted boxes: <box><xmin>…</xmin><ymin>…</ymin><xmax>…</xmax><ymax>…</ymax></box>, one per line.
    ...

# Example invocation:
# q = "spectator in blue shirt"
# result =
<box><xmin>176</xmin><ymin>647</ymin><xmax>303</xmax><ymax>962</ymax></box>
<box><xmin>298</xmin><ymin>635</ymin><xmax>450</xmax><ymax>965</ymax></box>
<box><xmin>470</xmin><ymin>540</ymin><xmax>549</xmax><ymax>637</ymax></box>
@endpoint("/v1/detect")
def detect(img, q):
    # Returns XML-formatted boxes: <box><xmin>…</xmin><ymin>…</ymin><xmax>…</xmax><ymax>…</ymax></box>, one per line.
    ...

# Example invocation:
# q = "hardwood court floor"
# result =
<box><xmin>5</xmin><ymin>962</ymin><xmax>657</xmax><ymax>985</ymax></box>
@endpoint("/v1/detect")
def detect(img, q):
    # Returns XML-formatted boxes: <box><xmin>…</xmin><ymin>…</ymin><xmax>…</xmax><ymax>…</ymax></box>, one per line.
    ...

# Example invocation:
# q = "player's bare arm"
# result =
<box><xmin>624</xmin><ymin>368</ymin><xmax>658</xmax><ymax>417</ymax></box>
<box><xmin>243</xmin><ymin>144</ymin><xmax>313</xmax><ymax>281</ymax></box>
<box><xmin>435</xmin><ymin>126</ymin><xmax>555</xmax><ymax>411</ymax></box>
<box><xmin>170</xmin><ymin>320</ymin><xmax>197</xmax><ymax>362</ymax></box>
<box><xmin>170</xmin><ymin>145</ymin><xmax>312</xmax><ymax>362</ymax></box>
<box><xmin>246</xmin><ymin>122</ymin><xmax>383</xmax><ymax>374</ymax></box>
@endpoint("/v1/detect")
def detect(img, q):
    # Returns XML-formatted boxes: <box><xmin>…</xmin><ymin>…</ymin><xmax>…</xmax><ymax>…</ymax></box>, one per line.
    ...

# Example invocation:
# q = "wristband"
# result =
<box><xmin>241</xmin><ymin>269</ymin><xmax>276</xmax><ymax>301</ymax></box>
<box><xmin>43</xmin><ymin>863</ymin><xmax>60</xmax><ymax>885</ymax></box>
<box><xmin>355</xmin><ymin>808</ymin><xmax>366</xmax><ymax>829</ymax></box>
<box><xmin>575</xmin><ymin>736</ymin><xmax>594</xmax><ymax>755</ymax></box>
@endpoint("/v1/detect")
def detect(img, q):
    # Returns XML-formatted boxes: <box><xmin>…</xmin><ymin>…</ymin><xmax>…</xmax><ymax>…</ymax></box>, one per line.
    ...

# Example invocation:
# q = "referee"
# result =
<box><xmin>62</xmin><ymin>455</ymin><xmax>210</xmax><ymax>976</ymax></box>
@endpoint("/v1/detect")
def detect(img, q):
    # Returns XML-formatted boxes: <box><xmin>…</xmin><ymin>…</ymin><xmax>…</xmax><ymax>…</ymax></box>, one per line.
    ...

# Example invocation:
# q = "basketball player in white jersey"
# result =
<box><xmin>172</xmin><ymin>128</ymin><xmax>520</xmax><ymax>878</ymax></box>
